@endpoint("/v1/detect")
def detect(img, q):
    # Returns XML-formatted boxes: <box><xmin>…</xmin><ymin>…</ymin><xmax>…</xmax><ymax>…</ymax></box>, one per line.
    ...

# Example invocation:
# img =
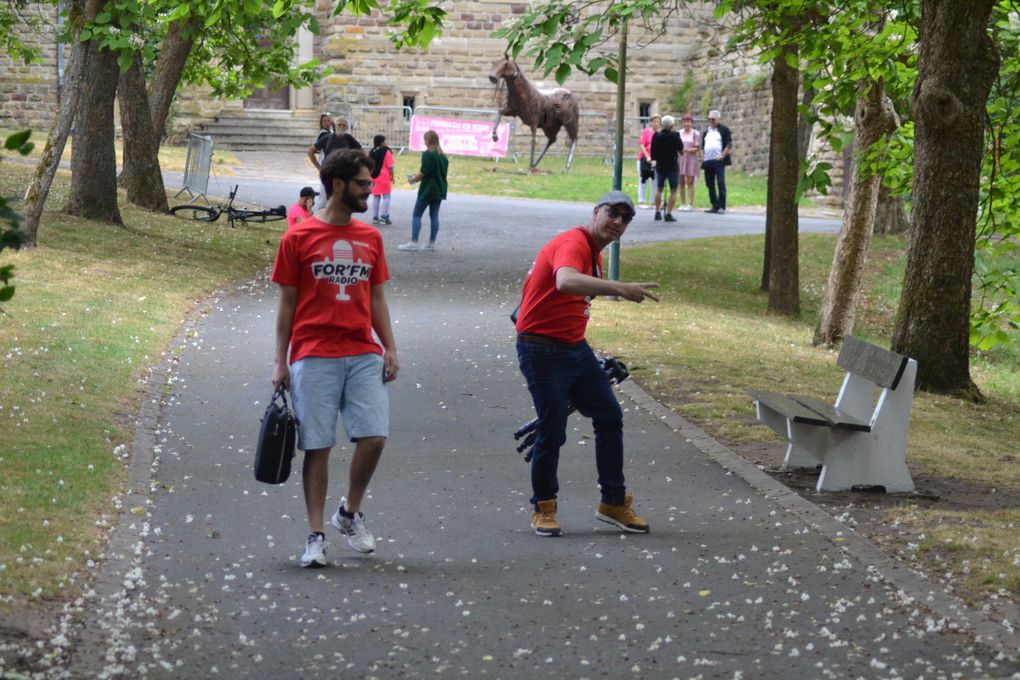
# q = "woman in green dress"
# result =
<box><xmin>398</xmin><ymin>130</ymin><xmax>450</xmax><ymax>252</ymax></box>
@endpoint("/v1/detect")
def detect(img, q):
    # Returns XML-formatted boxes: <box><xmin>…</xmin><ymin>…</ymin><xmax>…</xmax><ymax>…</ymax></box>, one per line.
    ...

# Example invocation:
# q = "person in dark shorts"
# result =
<box><xmin>650</xmin><ymin>115</ymin><xmax>684</xmax><ymax>222</ymax></box>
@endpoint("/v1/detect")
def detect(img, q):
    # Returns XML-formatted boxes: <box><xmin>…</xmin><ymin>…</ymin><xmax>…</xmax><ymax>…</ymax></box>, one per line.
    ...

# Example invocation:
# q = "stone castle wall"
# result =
<box><xmin>0</xmin><ymin>3</ymin><xmax>61</xmax><ymax>130</ymax></box>
<box><xmin>2</xmin><ymin>2</ymin><xmax>779</xmax><ymax>175</ymax></box>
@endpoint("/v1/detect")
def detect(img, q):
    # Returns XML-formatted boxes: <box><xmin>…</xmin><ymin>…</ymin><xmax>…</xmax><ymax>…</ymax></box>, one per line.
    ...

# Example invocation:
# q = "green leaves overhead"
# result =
<box><xmin>494</xmin><ymin>0</ymin><xmax>686</xmax><ymax>84</ymax></box>
<box><xmin>1</xmin><ymin>130</ymin><xmax>31</xmax><ymax>309</ymax></box>
<box><xmin>0</xmin><ymin>1</ymin><xmax>42</xmax><ymax>64</ymax></box>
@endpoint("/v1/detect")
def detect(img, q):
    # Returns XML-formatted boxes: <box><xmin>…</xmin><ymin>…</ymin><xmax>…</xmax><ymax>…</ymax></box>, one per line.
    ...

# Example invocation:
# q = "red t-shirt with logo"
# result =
<box><xmin>271</xmin><ymin>216</ymin><xmax>389</xmax><ymax>362</ymax></box>
<box><xmin>515</xmin><ymin>227</ymin><xmax>601</xmax><ymax>344</ymax></box>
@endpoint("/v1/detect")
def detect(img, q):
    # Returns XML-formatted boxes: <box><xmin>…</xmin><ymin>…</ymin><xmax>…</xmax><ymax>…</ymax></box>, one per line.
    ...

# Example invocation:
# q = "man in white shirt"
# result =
<box><xmin>701</xmin><ymin>109</ymin><xmax>733</xmax><ymax>214</ymax></box>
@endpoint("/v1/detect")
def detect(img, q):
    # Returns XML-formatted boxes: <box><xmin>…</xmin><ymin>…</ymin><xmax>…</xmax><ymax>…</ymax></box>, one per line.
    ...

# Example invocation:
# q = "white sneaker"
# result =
<box><xmin>331</xmin><ymin>499</ymin><xmax>376</xmax><ymax>553</ymax></box>
<box><xmin>301</xmin><ymin>532</ymin><xmax>327</xmax><ymax>568</ymax></box>
<box><xmin>397</xmin><ymin>242</ymin><xmax>419</xmax><ymax>252</ymax></box>
<box><xmin>420</xmin><ymin>242</ymin><xmax>436</xmax><ymax>252</ymax></box>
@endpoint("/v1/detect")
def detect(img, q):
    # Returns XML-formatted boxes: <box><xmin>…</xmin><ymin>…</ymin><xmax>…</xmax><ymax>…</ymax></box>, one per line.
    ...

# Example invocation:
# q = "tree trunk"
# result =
<box><xmin>873</xmin><ymin>182</ymin><xmax>909</xmax><ymax>235</ymax></box>
<box><xmin>814</xmin><ymin>80</ymin><xmax>899</xmax><ymax>347</ymax></box>
<box><xmin>891</xmin><ymin>0</ymin><xmax>998</xmax><ymax>396</ymax></box>
<box><xmin>766</xmin><ymin>78</ymin><xmax>816</xmax><ymax>293</ymax></box>
<box><xmin>117</xmin><ymin>53</ymin><xmax>169</xmax><ymax>211</ymax></box>
<box><xmin>761</xmin><ymin>129</ymin><xmax>774</xmax><ymax>291</ymax></box>
<box><xmin>66</xmin><ymin>41</ymin><xmax>122</xmax><ymax>224</ymax></box>
<box><xmin>117</xmin><ymin>17</ymin><xmax>197</xmax><ymax>194</ymax></box>
<box><xmin>149</xmin><ymin>17</ymin><xmax>198</xmax><ymax>140</ymax></box>
<box><xmin>797</xmin><ymin>81</ymin><xmax>817</xmax><ymax>162</ymax></box>
<box><xmin>766</xmin><ymin>43</ymin><xmax>801</xmax><ymax>315</ymax></box>
<box><xmin>19</xmin><ymin>0</ymin><xmax>96</xmax><ymax>246</ymax></box>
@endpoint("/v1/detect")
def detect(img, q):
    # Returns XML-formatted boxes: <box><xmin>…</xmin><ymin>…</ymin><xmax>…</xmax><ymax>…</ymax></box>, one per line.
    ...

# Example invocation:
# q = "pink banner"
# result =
<box><xmin>409</xmin><ymin>115</ymin><xmax>510</xmax><ymax>158</ymax></box>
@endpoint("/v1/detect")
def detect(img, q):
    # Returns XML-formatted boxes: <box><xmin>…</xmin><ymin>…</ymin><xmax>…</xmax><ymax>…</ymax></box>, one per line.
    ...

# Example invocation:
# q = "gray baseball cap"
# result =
<box><xmin>597</xmin><ymin>190</ymin><xmax>635</xmax><ymax>212</ymax></box>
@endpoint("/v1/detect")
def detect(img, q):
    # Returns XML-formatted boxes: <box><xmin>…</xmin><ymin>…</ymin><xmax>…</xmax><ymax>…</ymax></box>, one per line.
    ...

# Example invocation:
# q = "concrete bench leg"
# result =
<box><xmin>784</xmin><ymin>440</ymin><xmax>820</xmax><ymax>469</ymax></box>
<box><xmin>832</xmin><ymin>359</ymin><xmax>917</xmax><ymax>494</ymax></box>
<box><xmin>755</xmin><ymin>402</ymin><xmax>821</xmax><ymax>468</ymax></box>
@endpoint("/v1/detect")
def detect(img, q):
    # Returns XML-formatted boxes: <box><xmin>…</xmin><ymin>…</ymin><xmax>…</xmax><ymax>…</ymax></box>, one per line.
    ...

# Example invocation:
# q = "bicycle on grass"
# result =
<box><xmin>171</xmin><ymin>186</ymin><xmax>287</xmax><ymax>228</ymax></box>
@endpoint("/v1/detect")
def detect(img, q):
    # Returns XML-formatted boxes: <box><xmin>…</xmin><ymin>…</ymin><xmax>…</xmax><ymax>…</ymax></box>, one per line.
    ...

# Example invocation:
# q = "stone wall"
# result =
<box><xmin>0</xmin><ymin>1</ymin><xmax>781</xmax><ymax>176</ymax></box>
<box><xmin>0</xmin><ymin>3</ymin><xmax>61</xmax><ymax>130</ymax></box>
<box><xmin>309</xmin><ymin>1</ymin><xmax>774</xmax><ymax>173</ymax></box>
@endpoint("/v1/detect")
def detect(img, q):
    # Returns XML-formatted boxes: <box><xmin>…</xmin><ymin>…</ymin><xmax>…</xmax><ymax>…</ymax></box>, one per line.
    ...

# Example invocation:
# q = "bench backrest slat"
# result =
<box><xmin>837</xmin><ymin>336</ymin><xmax>909</xmax><ymax>390</ymax></box>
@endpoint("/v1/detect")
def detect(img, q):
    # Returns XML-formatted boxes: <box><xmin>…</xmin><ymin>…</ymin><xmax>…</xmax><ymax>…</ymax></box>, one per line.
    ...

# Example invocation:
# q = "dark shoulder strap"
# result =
<box><xmin>575</xmin><ymin>227</ymin><xmax>600</xmax><ymax>279</ymax></box>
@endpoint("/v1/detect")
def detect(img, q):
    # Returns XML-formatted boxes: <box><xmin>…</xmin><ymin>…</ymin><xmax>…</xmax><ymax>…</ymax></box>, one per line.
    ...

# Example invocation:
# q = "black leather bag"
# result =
<box><xmin>254</xmin><ymin>387</ymin><xmax>298</xmax><ymax>484</ymax></box>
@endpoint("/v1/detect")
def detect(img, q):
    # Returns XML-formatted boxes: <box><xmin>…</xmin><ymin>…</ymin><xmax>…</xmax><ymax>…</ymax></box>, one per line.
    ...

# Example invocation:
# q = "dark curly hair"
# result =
<box><xmin>319</xmin><ymin>149</ymin><xmax>373</xmax><ymax>199</ymax></box>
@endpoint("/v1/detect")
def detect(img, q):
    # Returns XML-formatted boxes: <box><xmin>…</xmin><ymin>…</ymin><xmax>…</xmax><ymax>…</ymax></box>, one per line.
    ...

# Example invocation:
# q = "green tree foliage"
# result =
<box><xmin>1</xmin><ymin>130</ymin><xmax>33</xmax><ymax>309</ymax></box>
<box><xmin>0</xmin><ymin>1</ymin><xmax>42</xmax><ymax>63</ymax></box>
<box><xmin>76</xmin><ymin>0</ymin><xmax>323</xmax><ymax>98</ymax></box>
<box><xmin>494</xmin><ymin>1</ymin><xmax>688</xmax><ymax>84</ymax></box>
<box><xmin>973</xmin><ymin>5</ymin><xmax>1020</xmax><ymax>351</ymax></box>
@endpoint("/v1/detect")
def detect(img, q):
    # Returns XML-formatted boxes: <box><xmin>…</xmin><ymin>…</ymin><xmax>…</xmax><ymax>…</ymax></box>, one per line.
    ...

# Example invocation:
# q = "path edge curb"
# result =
<box><xmin>618</xmin><ymin>378</ymin><xmax>1020</xmax><ymax>661</ymax></box>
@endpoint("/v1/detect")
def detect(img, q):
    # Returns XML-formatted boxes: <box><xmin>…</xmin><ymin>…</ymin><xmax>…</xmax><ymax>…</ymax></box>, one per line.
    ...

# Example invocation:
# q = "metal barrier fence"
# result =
<box><xmin>411</xmin><ymin>105</ymin><xmax>615</xmax><ymax>165</ymax></box>
<box><xmin>349</xmin><ymin>106</ymin><xmax>413</xmax><ymax>153</ymax></box>
<box><xmin>343</xmin><ymin>107</ymin><xmax>706</xmax><ymax>167</ymax></box>
<box><xmin>175</xmin><ymin>133</ymin><xmax>214</xmax><ymax>203</ymax></box>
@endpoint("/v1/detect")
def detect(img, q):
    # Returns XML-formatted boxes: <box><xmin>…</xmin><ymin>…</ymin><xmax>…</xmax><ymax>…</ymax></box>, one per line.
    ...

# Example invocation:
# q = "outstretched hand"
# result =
<box><xmin>617</xmin><ymin>282</ymin><xmax>660</xmax><ymax>303</ymax></box>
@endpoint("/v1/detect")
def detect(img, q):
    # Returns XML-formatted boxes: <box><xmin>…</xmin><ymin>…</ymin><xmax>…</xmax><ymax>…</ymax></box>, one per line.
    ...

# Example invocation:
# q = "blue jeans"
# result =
<box><xmin>703</xmin><ymin>159</ymin><xmax>726</xmax><ymax>210</ymax></box>
<box><xmin>516</xmin><ymin>340</ymin><xmax>626</xmax><ymax>506</ymax></box>
<box><xmin>411</xmin><ymin>198</ymin><xmax>442</xmax><ymax>242</ymax></box>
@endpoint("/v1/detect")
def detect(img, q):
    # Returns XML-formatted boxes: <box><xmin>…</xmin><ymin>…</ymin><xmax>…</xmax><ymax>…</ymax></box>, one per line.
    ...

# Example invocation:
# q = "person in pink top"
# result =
<box><xmin>636</xmin><ymin>115</ymin><xmax>661</xmax><ymax>209</ymax></box>
<box><xmin>368</xmin><ymin>134</ymin><xmax>395</xmax><ymax>225</ymax></box>
<box><xmin>678</xmin><ymin>114</ymin><xmax>702</xmax><ymax>211</ymax></box>
<box><xmin>286</xmin><ymin>186</ymin><xmax>318</xmax><ymax>229</ymax></box>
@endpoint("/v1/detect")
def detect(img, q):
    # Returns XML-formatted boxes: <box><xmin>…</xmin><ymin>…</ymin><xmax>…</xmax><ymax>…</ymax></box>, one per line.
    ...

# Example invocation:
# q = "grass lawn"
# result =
<box><xmin>0</xmin><ymin>164</ymin><xmax>280</xmax><ymax>603</ymax></box>
<box><xmin>1</xmin><ymin>149</ymin><xmax>1018</xmax><ymax>613</ymax></box>
<box><xmin>589</xmin><ymin>234</ymin><xmax>1020</xmax><ymax>604</ymax></box>
<box><xmin>0</xmin><ymin>127</ymin><xmax>240</xmax><ymax>175</ymax></box>
<box><xmin>392</xmin><ymin>151</ymin><xmax>779</xmax><ymax>207</ymax></box>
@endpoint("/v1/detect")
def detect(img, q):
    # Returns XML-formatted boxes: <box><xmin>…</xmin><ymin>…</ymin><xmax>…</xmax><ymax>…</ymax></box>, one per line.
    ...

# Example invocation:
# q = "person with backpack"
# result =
<box><xmin>368</xmin><ymin>135</ymin><xmax>395</xmax><ymax>225</ymax></box>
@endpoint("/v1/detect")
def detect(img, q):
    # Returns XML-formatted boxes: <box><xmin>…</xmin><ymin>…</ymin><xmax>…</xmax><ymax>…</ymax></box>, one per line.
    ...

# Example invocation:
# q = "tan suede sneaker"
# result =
<box><xmin>596</xmin><ymin>494</ymin><xmax>650</xmax><ymax>533</ymax></box>
<box><xmin>531</xmin><ymin>499</ymin><xmax>562</xmax><ymax>537</ymax></box>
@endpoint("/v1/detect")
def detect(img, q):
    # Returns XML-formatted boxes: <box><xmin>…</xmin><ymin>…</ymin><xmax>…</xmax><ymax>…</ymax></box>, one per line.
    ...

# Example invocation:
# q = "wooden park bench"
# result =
<box><xmin>748</xmin><ymin>336</ymin><xmax>917</xmax><ymax>493</ymax></box>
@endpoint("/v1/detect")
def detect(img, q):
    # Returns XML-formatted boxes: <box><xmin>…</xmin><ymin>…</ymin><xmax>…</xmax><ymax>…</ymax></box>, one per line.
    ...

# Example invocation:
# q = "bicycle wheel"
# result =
<box><xmin>237</xmin><ymin>207</ymin><xmax>287</xmax><ymax>224</ymax></box>
<box><xmin>171</xmin><ymin>205</ymin><xmax>219</xmax><ymax>222</ymax></box>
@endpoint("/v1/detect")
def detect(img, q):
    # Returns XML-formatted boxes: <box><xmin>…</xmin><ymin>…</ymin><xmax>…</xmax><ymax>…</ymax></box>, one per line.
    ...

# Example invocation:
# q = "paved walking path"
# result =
<box><xmin>65</xmin><ymin>157</ymin><xmax>1020</xmax><ymax>678</ymax></box>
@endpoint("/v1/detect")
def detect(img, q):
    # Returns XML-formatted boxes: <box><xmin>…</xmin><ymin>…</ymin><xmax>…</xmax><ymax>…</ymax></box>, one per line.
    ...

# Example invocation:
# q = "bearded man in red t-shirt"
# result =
<box><xmin>271</xmin><ymin>149</ymin><xmax>400</xmax><ymax>568</ymax></box>
<box><xmin>515</xmin><ymin>190</ymin><xmax>659</xmax><ymax>537</ymax></box>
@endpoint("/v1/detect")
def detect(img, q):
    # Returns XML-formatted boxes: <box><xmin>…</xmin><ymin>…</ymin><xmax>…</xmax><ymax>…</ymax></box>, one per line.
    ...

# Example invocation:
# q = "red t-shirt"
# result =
<box><xmin>515</xmin><ymin>227</ymin><xmax>601</xmax><ymax>344</ymax></box>
<box><xmin>287</xmin><ymin>202</ymin><xmax>310</xmax><ymax>230</ymax></box>
<box><xmin>271</xmin><ymin>216</ymin><xmax>389</xmax><ymax>362</ymax></box>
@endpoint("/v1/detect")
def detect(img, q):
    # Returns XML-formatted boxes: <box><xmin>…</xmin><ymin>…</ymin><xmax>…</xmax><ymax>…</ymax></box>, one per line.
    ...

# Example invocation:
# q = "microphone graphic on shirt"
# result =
<box><xmin>311</xmin><ymin>239</ymin><xmax>372</xmax><ymax>301</ymax></box>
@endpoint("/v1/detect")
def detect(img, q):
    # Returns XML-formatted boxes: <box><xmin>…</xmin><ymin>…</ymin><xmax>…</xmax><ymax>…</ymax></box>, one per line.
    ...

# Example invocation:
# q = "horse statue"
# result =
<box><xmin>488</xmin><ymin>54</ymin><xmax>579</xmax><ymax>172</ymax></box>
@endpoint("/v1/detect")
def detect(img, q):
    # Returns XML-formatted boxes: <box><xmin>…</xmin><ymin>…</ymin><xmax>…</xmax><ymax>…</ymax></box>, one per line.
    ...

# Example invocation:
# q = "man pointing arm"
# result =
<box><xmin>515</xmin><ymin>190</ymin><xmax>658</xmax><ymax>538</ymax></box>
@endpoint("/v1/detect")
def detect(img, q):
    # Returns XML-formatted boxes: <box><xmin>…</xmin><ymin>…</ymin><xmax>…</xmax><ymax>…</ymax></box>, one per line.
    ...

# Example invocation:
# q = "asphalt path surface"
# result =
<box><xmin>65</xmin><ymin>169</ymin><xmax>1020</xmax><ymax>678</ymax></box>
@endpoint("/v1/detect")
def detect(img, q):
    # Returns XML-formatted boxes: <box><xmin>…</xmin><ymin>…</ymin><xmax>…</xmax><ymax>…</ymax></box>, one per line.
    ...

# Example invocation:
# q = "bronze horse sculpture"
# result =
<box><xmin>488</xmin><ymin>55</ymin><xmax>579</xmax><ymax>172</ymax></box>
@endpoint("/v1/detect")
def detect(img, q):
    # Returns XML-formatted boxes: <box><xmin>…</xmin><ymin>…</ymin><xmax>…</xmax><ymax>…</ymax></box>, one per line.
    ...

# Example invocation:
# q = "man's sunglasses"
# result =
<box><xmin>602</xmin><ymin>204</ymin><xmax>634</xmax><ymax>224</ymax></box>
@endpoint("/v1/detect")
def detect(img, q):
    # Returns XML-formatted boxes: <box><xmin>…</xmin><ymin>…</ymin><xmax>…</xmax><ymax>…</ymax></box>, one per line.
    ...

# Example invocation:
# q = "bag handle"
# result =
<box><xmin>273</xmin><ymin>385</ymin><xmax>292</xmax><ymax>412</ymax></box>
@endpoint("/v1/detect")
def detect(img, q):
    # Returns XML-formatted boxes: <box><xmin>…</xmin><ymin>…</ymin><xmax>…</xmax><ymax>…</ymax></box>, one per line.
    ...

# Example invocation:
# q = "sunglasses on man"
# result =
<box><xmin>601</xmin><ymin>204</ymin><xmax>635</xmax><ymax>224</ymax></box>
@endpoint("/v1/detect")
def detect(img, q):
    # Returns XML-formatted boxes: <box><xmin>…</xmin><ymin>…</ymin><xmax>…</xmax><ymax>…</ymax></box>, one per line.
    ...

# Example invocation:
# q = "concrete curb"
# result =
<box><xmin>618</xmin><ymin>378</ymin><xmax>1020</xmax><ymax>661</ymax></box>
<box><xmin>65</xmin><ymin>298</ymin><xmax>216</xmax><ymax>676</ymax></box>
<box><xmin>53</xmin><ymin>275</ymin><xmax>1019</xmax><ymax>671</ymax></box>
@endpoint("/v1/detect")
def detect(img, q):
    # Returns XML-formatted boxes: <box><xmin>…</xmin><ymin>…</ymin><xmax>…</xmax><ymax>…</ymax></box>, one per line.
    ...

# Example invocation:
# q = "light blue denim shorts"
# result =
<box><xmin>290</xmin><ymin>353</ymin><xmax>389</xmax><ymax>450</ymax></box>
